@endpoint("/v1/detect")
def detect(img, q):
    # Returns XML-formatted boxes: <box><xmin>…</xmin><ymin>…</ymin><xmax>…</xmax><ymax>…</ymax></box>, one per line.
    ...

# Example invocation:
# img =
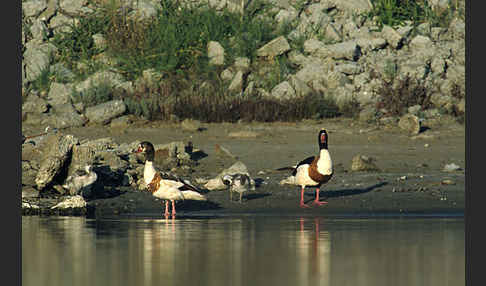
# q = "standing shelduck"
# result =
<box><xmin>280</xmin><ymin>129</ymin><xmax>333</xmax><ymax>208</ymax></box>
<box><xmin>135</xmin><ymin>141</ymin><xmax>207</xmax><ymax>217</ymax></box>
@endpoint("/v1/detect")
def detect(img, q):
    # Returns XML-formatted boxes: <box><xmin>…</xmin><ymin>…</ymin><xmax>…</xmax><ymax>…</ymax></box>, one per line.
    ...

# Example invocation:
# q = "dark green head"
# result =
<box><xmin>136</xmin><ymin>141</ymin><xmax>155</xmax><ymax>162</ymax></box>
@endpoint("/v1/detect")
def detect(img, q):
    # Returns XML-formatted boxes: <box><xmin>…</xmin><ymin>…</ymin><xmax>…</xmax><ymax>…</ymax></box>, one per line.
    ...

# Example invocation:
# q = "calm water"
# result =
<box><xmin>22</xmin><ymin>215</ymin><xmax>464</xmax><ymax>286</ymax></box>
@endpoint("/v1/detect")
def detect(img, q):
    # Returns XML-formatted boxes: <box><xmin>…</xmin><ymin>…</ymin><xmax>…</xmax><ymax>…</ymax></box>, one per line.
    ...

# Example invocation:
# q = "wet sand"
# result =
<box><xmin>23</xmin><ymin>117</ymin><xmax>465</xmax><ymax>217</ymax></box>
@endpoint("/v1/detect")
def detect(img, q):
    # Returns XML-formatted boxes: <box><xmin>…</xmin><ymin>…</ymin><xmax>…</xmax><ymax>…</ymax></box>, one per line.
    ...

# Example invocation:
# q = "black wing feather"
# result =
<box><xmin>159</xmin><ymin>171</ymin><xmax>200</xmax><ymax>192</ymax></box>
<box><xmin>291</xmin><ymin>156</ymin><xmax>315</xmax><ymax>176</ymax></box>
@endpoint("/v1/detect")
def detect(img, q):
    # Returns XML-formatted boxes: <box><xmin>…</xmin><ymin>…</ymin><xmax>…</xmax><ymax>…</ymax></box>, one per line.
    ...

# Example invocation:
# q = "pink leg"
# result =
<box><xmin>164</xmin><ymin>201</ymin><xmax>170</xmax><ymax>217</ymax></box>
<box><xmin>312</xmin><ymin>188</ymin><xmax>328</xmax><ymax>206</ymax></box>
<box><xmin>171</xmin><ymin>200</ymin><xmax>176</xmax><ymax>216</ymax></box>
<box><xmin>300</xmin><ymin>187</ymin><xmax>310</xmax><ymax>208</ymax></box>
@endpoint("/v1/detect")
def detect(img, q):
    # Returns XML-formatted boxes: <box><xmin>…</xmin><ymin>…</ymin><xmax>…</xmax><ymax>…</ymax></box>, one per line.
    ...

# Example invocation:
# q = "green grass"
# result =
<box><xmin>100</xmin><ymin>0</ymin><xmax>278</xmax><ymax>80</ymax></box>
<box><xmin>366</xmin><ymin>0</ymin><xmax>461</xmax><ymax>29</ymax></box>
<box><xmin>71</xmin><ymin>81</ymin><xmax>113</xmax><ymax>108</ymax></box>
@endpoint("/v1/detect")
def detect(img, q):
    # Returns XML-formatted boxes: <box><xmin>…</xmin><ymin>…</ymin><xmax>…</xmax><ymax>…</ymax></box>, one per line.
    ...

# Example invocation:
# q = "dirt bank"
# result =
<box><xmin>22</xmin><ymin>116</ymin><xmax>465</xmax><ymax>217</ymax></box>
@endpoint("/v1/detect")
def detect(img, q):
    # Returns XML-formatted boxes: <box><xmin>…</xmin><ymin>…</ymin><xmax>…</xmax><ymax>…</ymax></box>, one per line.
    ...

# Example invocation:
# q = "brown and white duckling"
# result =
<box><xmin>281</xmin><ymin>129</ymin><xmax>333</xmax><ymax>208</ymax></box>
<box><xmin>135</xmin><ymin>141</ymin><xmax>206</xmax><ymax>217</ymax></box>
<box><xmin>222</xmin><ymin>173</ymin><xmax>252</xmax><ymax>203</ymax></box>
<box><xmin>62</xmin><ymin>165</ymin><xmax>97</xmax><ymax>196</ymax></box>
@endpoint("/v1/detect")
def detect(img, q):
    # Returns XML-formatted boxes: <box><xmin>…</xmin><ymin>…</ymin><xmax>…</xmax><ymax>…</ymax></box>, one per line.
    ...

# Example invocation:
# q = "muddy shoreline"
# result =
<box><xmin>22</xmin><ymin>117</ymin><xmax>465</xmax><ymax>218</ymax></box>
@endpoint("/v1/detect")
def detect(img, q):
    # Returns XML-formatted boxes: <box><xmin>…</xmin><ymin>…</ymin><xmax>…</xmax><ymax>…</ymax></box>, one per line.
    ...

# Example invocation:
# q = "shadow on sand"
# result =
<box><xmin>304</xmin><ymin>182</ymin><xmax>388</xmax><ymax>203</ymax></box>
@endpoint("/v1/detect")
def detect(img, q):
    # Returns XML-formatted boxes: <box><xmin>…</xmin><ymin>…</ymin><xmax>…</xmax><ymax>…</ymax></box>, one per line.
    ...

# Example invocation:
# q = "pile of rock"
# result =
<box><xmin>21</xmin><ymin>131</ymin><xmax>201</xmax><ymax>215</ymax></box>
<box><xmin>22</xmin><ymin>0</ymin><xmax>465</xmax><ymax>128</ymax></box>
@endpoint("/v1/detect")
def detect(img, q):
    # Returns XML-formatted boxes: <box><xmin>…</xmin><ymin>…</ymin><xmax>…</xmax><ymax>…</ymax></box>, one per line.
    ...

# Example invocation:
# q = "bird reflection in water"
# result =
<box><xmin>297</xmin><ymin>217</ymin><xmax>331</xmax><ymax>286</ymax></box>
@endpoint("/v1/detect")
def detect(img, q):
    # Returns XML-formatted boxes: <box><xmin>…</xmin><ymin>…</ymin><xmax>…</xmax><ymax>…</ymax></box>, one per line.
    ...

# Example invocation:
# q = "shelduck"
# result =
<box><xmin>280</xmin><ymin>129</ymin><xmax>333</xmax><ymax>208</ymax></box>
<box><xmin>135</xmin><ymin>141</ymin><xmax>206</xmax><ymax>217</ymax></box>
<box><xmin>222</xmin><ymin>173</ymin><xmax>252</xmax><ymax>203</ymax></box>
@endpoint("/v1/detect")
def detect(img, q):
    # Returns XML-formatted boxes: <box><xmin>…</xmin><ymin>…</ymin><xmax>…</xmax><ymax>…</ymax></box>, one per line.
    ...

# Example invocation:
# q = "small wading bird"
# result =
<box><xmin>278</xmin><ymin>129</ymin><xmax>333</xmax><ymax>208</ymax></box>
<box><xmin>62</xmin><ymin>165</ymin><xmax>98</xmax><ymax>196</ymax></box>
<box><xmin>222</xmin><ymin>173</ymin><xmax>252</xmax><ymax>203</ymax></box>
<box><xmin>136</xmin><ymin>141</ymin><xmax>206</xmax><ymax>217</ymax></box>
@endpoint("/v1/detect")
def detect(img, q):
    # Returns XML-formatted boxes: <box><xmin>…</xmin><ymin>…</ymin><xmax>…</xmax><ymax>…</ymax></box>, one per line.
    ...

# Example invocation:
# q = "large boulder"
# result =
<box><xmin>257</xmin><ymin>36</ymin><xmax>291</xmax><ymax>58</ymax></box>
<box><xmin>35</xmin><ymin>134</ymin><xmax>79</xmax><ymax>190</ymax></box>
<box><xmin>208</xmin><ymin>41</ymin><xmax>225</xmax><ymax>66</ymax></box>
<box><xmin>84</xmin><ymin>100</ymin><xmax>126</xmax><ymax>124</ymax></box>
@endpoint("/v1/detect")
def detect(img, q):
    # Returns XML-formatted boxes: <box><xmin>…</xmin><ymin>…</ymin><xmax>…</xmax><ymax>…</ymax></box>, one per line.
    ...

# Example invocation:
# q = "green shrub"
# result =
<box><xmin>71</xmin><ymin>81</ymin><xmax>113</xmax><ymax>108</ymax></box>
<box><xmin>366</xmin><ymin>0</ymin><xmax>459</xmax><ymax>29</ymax></box>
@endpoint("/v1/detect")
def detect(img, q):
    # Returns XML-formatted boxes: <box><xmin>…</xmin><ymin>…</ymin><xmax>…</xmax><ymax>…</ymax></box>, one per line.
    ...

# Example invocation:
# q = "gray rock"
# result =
<box><xmin>49</xmin><ymin>14</ymin><xmax>73</xmax><ymax>34</ymax></box>
<box><xmin>228</xmin><ymin>70</ymin><xmax>244</xmax><ymax>93</ymax></box>
<box><xmin>329</xmin><ymin>85</ymin><xmax>355</xmax><ymax>108</ymax></box>
<box><xmin>50</xmin><ymin>63</ymin><xmax>76</xmax><ymax>82</ymax></box>
<box><xmin>322</xmin><ymin>41</ymin><xmax>361</xmax><ymax>61</ymax></box>
<box><xmin>398</xmin><ymin>114</ymin><xmax>421</xmax><ymax>135</ymax></box>
<box><xmin>430</xmin><ymin>57</ymin><xmax>447</xmax><ymax>77</ymax></box>
<box><xmin>409</xmin><ymin>35</ymin><xmax>433</xmax><ymax>51</ymax></box>
<box><xmin>400</xmin><ymin>59</ymin><xmax>430</xmax><ymax>80</ymax></box>
<box><xmin>233</xmin><ymin>57</ymin><xmax>250</xmax><ymax>73</ymax></box>
<box><xmin>110</xmin><ymin>115</ymin><xmax>133</xmax><ymax>128</ymax></box>
<box><xmin>243</xmin><ymin>81</ymin><xmax>256</xmax><ymax>96</ymax></box>
<box><xmin>220</xmin><ymin>68</ymin><xmax>234</xmax><ymax>82</ymax></box>
<box><xmin>208</xmin><ymin>41</ymin><xmax>225</xmax><ymax>66</ymax></box>
<box><xmin>449</xmin><ymin>18</ymin><xmax>465</xmax><ymax>40</ymax></box>
<box><xmin>397</xmin><ymin>25</ymin><xmax>414</xmax><ymax>38</ymax></box>
<box><xmin>51</xmin><ymin>195</ymin><xmax>86</xmax><ymax>210</ymax></box>
<box><xmin>295</xmin><ymin>6</ymin><xmax>331</xmax><ymax>36</ymax></box>
<box><xmin>325</xmin><ymin>71</ymin><xmax>351</xmax><ymax>89</ymax></box>
<box><xmin>22</xmin><ymin>0</ymin><xmax>47</xmax><ymax>18</ymax></box>
<box><xmin>303</xmin><ymin>38</ymin><xmax>327</xmax><ymax>55</ymax></box>
<box><xmin>289</xmin><ymin>75</ymin><xmax>313</xmax><ymax>97</ymax></box>
<box><xmin>381</xmin><ymin>25</ymin><xmax>404</xmax><ymax>49</ymax></box>
<box><xmin>427</xmin><ymin>0</ymin><xmax>452</xmax><ymax>12</ymax></box>
<box><xmin>457</xmin><ymin>98</ymin><xmax>465</xmax><ymax>114</ymax></box>
<box><xmin>130</xmin><ymin>0</ymin><xmax>158</xmax><ymax>20</ymax></box>
<box><xmin>274</xmin><ymin>7</ymin><xmax>298</xmax><ymax>24</ymax></box>
<box><xmin>59</xmin><ymin>0</ymin><xmax>88</xmax><ymax>15</ymax></box>
<box><xmin>30</xmin><ymin>19</ymin><xmax>49</xmax><ymax>42</ymax></box>
<box><xmin>85</xmin><ymin>100</ymin><xmax>127</xmax><ymax>124</ymax></box>
<box><xmin>294</xmin><ymin>62</ymin><xmax>328</xmax><ymax>84</ymax></box>
<box><xmin>257</xmin><ymin>36</ymin><xmax>291</xmax><ymax>58</ymax></box>
<box><xmin>74</xmin><ymin>71</ymin><xmax>125</xmax><ymax>94</ymax></box>
<box><xmin>430</xmin><ymin>27</ymin><xmax>447</xmax><ymax>41</ymax></box>
<box><xmin>270</xmin><ymin>81</ymin><xmax>296</xmax><ymax>100</ymax></box>
<box><xmin>22</xmin><ymin>93</ymin><xmax>48</xmax><ymax>114</ymax></box>
<box><xmin>35</xmin><ymin>134</ymin><xmax>79</xmax><ymax>190</ymax></box>
<box><xmin>22</xmin><ymin>187</ymin><xmax>40</xmax><ymax>198</ymax></box>
<box><xmin>335</xmin><ymin>62</ymin><xmax>362</xmax><ymax>75</ymax></box>
<box><xmin>331</xmin><ymin>0</ymin><xmax>373</xmax><ymax>13</ymax></box>
<box><xmin>46</xmin><ymin>103</ymin><xmax>87</xmax><ymax>129</ymax></box>
<box><xmin>325</xmin><ymin>23</ymin><xmax>342</xmax><ymax>42</ymax></box>
<box><xmin>351</xmin><ymin>155</ymin><xmax>380</xmax><ymax>172</ymax></box>
<box><xmin>23</xmin><ymin>43</ymin><xmax>52</xmax><ymax>82</ymax></box>
<box><xmin>355</xmin><ymin>37</ymin><xmax>387</xmax><ymax>53</ymax></box>
<box><xmin>47</xmin><ymin>82</ymin><xmax>73</xmax><ymax>106</ymax></box>
<box><xmin>22</xmin><ymin>161</ymin><xmax>38</xmax><ymax>187</ymax></box>
<box><xmin>92</xmin><ymin>33</ymin><xmax>107</xmax><ymax>50</ymax></box>
<box><xmin>68</xmin><ymin>144</ymin><xmax>97</xmax><ymax>177</ymax></box>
